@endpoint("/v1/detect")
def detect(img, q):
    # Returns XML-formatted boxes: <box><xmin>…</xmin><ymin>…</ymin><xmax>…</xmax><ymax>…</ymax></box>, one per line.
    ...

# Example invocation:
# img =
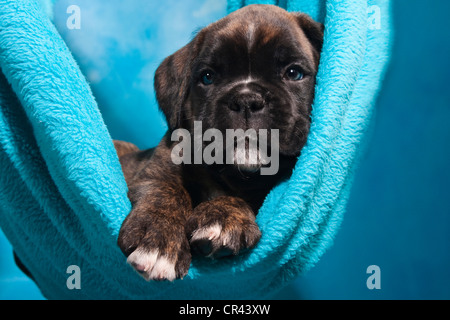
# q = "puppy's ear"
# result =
<box><xmin>154</xmin><ymin>36</ymin><xmax>201</xmax><ymax>130</ymax></box>
<box><xmin>292</xmin><ymin>13</ymin><xmax>324</xmax><ymax>64</ymax></box>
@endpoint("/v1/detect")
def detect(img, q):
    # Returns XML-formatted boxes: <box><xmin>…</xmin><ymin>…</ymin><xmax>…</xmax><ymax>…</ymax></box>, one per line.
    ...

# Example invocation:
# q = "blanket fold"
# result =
<box><xmin>0</xmin><ymin>0</ymin><xmax>391</xmax><ymax>299</ymax></box>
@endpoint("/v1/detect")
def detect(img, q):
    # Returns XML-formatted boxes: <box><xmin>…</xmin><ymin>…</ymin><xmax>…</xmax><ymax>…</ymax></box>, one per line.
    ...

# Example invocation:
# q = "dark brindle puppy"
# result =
<box><xmin>115</xmin><ymin>4</ymin><xmax>323</xmax><ymax>281</ymax></box>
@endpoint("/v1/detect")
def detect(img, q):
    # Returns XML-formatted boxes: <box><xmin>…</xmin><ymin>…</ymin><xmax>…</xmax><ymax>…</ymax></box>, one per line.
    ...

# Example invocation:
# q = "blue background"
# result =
<box><xmin>1</xmin><ymin>0</ymin><xmax>449</xmax><ymax>299</ymax></box>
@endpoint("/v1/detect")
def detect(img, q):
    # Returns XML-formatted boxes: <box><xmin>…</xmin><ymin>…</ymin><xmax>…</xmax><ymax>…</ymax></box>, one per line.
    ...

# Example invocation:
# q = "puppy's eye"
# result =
<box><xmin>200</xmin><ymin>70</ymin><xmax>215</xmax><ymax>85</ymax></box>
<box><xmin>285</xmin><ymin>67</ymin><xmax>304</xmax><ymax>81</ymax></box>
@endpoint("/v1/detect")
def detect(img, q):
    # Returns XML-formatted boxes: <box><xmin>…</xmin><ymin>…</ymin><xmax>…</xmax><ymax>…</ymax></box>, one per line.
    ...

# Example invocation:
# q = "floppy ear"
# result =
<box><xmin>292</xmin><ymin>13</ymin><xmax>324</xmax><ymax>64</ymax></box>
<box><xmin>154</xmin><ymin>38</ymin><xmax>199</xmax><ymax>131</ymax></box>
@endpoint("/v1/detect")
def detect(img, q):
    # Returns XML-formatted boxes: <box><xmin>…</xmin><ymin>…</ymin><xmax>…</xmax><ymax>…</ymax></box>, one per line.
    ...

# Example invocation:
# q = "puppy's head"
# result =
<box><xmin>155</xmin><ymin>4</ymin><xmax>323</xmax><ymax>172</ymax></box>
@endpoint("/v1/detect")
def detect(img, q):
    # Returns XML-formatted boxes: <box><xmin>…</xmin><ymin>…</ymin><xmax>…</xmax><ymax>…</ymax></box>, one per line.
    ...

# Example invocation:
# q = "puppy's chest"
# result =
<box><xmin>181</xmin><ymin>165</ymin><xmax>269</xmax><ymax>212</ymax></box>
<box><xmin>182</xmin><ymin>166</ymin><xmax>228</xmax><ymax>206</ymax></box>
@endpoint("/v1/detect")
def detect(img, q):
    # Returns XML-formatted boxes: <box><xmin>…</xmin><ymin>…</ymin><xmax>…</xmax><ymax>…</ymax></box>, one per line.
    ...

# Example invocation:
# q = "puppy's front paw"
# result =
<box><xmin>126</xmin><ymin>247</ymin><xmax>188</xmax><ymax>281</ymax></box>
<box><xmin>118</xmin><ymin>212</ymin><xmax>191</xmax><ymax>281</ymax></box>
<box><xmin>186</xmin><ymin>196</ymin><xmax>261</xmax><ymax>258</ymax></box>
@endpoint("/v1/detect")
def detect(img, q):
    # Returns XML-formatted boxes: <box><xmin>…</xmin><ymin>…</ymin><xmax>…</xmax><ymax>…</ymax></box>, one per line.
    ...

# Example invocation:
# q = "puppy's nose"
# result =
<box><xmin>229</xmin><ymin>91</ymin><xmax>265</xmax><ymax>113</ymax></box>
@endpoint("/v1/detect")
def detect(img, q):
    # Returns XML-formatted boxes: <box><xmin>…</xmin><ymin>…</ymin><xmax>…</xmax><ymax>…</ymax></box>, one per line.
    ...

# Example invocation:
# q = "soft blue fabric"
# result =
<box><xmin>0</xmin><ymin>0</ymin><xmax>391</xmax><ymax>299</ymax></box>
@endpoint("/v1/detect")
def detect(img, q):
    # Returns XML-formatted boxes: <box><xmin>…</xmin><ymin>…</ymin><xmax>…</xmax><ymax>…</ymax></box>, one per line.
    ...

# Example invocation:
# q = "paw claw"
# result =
<box><xmin>188</xmin><ymin>222</ymin><xmax>260</xmax><ymax>258</ymax></box>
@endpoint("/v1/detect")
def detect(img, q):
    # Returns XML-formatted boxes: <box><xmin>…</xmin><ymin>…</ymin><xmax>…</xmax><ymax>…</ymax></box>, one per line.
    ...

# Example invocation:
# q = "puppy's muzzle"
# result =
<box><xmin>227</xmin><ymin>84</ymin><xmax>268</xmax><ymax>115</ymax></box>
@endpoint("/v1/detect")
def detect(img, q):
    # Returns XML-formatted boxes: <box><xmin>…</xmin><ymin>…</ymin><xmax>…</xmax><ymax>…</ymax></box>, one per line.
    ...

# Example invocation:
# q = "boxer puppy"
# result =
<box><xmin>116</xmin><ymin>4</ymin><xmax>323</xmax><ymax>281</ymax></box>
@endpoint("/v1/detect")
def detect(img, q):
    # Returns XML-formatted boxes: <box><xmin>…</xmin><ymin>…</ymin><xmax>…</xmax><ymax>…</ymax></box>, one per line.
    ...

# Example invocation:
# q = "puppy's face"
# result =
<box><xmin>155</xmin><ymin>5</ymin><xmax>323</xmax><ymax>171</ymax></box>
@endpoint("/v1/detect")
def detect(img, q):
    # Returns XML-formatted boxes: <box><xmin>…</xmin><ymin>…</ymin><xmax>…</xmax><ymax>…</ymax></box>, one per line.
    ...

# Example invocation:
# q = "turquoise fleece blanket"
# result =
<box><xmin>0</xmin><ymin>0</ymin><xmax>391</xmax><ymax>299</ymax></box>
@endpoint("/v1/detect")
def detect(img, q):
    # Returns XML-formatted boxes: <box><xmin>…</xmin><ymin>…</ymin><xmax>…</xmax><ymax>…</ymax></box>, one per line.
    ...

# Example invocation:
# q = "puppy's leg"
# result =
<box><xmin>117</xmin><ymin>136</ymin><xmax>192</xmax><ymax>281</ymax></box>
<box><xmin>119</xmin><ymin>185</ymin><xmax>192</xmax><ymax>281</ymax></box>
<box><xmin>185</xmin><ymin>196</ymin><xmax>261</xmax><ymax>258</ymax></box>
<box><xmin>113</xmin><ymin>140</ymin><xmax>140</xmax><ymax>157</ymax></box>
<box><xmin>118</xmin><ymin>180</ymin><xmax>192</xmax><ymax>281</ymax></box>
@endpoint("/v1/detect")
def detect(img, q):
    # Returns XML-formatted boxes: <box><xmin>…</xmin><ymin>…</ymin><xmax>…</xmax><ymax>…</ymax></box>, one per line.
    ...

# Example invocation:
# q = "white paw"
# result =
<box><xmin>127</xmin><ymin>248</ymin><xmax>177</xmax><ymax>281</ymax></box>
<box><xmin>189</xmin><ymin>223</ymin><xmax>236</xmax><ymax>257</ymax></box>
<box><xmin>190</xmin><ymin>223</ymin><xmax>222</xmax><ymax>243</ymax></box>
